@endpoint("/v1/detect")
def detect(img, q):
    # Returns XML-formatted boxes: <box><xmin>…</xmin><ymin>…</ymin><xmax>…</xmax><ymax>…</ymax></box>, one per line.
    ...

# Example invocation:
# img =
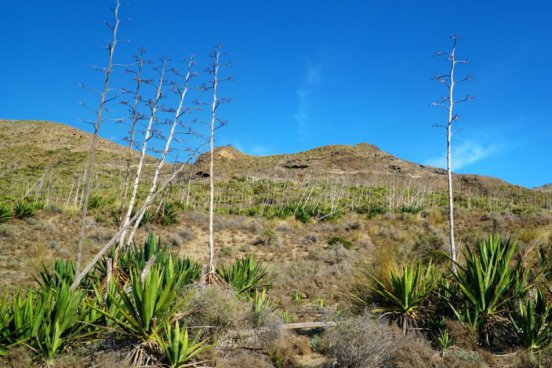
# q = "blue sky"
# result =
<box><xmin>0</xmin><ymin>1</ymin><xmax>550</xmax><ymax>188</ymax></box>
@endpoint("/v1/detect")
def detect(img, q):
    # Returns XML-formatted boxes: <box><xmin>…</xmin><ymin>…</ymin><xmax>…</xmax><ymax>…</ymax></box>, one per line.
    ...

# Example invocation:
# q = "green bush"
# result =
<box><xmin>328</xmin><ymin>236</ymin><xmax>353</xmax><ymax>250</ymax></box>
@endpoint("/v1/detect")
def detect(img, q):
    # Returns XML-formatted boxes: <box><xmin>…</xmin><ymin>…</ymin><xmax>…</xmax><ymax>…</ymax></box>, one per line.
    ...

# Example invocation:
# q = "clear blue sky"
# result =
<box><xmin>1</xmin><ymin>1</ymin><xmax>550</xmax><ymax>188</ymax></box>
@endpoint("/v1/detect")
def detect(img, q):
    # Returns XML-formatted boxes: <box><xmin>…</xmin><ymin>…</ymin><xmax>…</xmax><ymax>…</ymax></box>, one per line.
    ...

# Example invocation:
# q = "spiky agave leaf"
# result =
<box><xmin>368</xmin><ymin>261</ymin><xmax>438</xmax><ymax>333</ymax></box>
<box><xmin>217</xmin><ymin>254</ymin><xmax>270</xmax><ymax>295</ymax></box>
<box><xmin>449</xmin><ymin>235</ymin><xmax>530</xmax><ymax>347</ymax></box>
<box><xmin>157</xmin><ymin>321</ymin><xmax>211</xmax><ymax>368</ymax></box>
<box><xmin>89</xmin><ymin>263</ymin><xmax>183</xmax><ymax>342</ymax></box>
<box><xmin>510</xmin><ymin>289</ymin><xmax>551</xmax><ymax>352</ymax></box>
<box><xmin>34</xmin><ymin>259</ymin><xmax>75</xmax><ymax>289</ymax></box>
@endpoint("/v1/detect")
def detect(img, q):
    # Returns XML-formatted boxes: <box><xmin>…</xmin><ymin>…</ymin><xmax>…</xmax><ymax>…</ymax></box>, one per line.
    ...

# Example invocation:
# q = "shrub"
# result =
<box><xmin>327</xmin><ymin>236</ymin><xmax>353</xmax><ymax>250</ymax></box>
<box><xmin>0</xmin><ymin>204</ymin><xmax>11</xmax><ymax>223</ymax></box>
<box><xmin>390</xmin><ymin>334</ymin><xmax>442</xmax><ymax>368</ymax></box>
<box><xmin>270</xmin><ymin>333</ymin><xmax>311</xmax><ymax>368</ymax></box>
<box><xmin>185</xmin><ymin>287</ymin><xmax>252</xmax><ymax>337</ymax></box>
<box><xmin>319</xmin><ymin>314</ymin><xmax>404</xmax><ymax>368</ymax></box>
<box><xmin>13</xmin><ymin>201</ymin><xmax>34</xmax><ymax>219</ymax></box>
<box><xmin>216</xmin><ymin>350</ymin><xmax>274</xmax><ymax>368</ymax></box>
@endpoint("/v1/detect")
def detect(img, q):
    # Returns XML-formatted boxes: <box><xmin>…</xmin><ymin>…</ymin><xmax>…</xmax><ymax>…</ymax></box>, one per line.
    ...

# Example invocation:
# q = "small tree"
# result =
<box><xmin>431</xmin><ymin>34</ymin><xmax>473</xmax><ymax>272</ymax></box>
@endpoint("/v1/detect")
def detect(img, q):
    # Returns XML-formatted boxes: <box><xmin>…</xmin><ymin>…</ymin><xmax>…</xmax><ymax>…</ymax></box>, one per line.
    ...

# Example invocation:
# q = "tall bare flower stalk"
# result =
<box><xmin>114</xmin><ymin>58</ymin><xmax>167</xmax><ymax>267</ymax></box>
<box><xmin>123</xmin><ymin>58</ymin><xmax>196</xmax><ymax>248</ymax></box>
<box><xmin>75</xmin><ymin>0</ymin><xmax>121</xmax><ymax>274</ymax></box>
<box><xmin>432</xmin><ymin>34</ymin><xmax>473</xmax><ymax>273</ymax></box>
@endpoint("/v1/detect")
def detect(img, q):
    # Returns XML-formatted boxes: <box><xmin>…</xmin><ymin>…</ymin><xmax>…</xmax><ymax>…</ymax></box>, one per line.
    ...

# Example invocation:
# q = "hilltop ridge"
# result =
<box><xmin>0</xmin><ymin>120</ymin><xmax>541</xmax><ymax>200</ymax></box>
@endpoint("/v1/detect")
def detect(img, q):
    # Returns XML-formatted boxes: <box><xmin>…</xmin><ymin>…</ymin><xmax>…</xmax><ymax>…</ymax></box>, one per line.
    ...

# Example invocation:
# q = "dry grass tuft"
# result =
<box><xmin>215</xmin><ymin>349</ymin><xmax>274</xmax><ymax>368</ymax></box>
<box><xmin>269</xmin><ymin>332</ymin><xmax>312</xmax><ymax>368</ymax></box>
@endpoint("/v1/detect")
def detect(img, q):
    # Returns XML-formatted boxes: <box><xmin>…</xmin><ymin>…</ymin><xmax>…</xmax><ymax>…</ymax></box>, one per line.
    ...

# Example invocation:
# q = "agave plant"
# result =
<box><xmin>118</xmin><ymin>235</ymin><xmax>158</xmax><ymax>275</ymax></box>
<box><xmin>251</xmin><ymin>289</ymin><xmax>274</xmax><ymax>327</ymax></box>
<box><xmin>13</xmin><ymin>201</ymin><xmax>34</xmax><ymax>219</ymax></box>
<box><xmin>80</xmin><ymin>277</ymin><xmax>120</xmax><ymax>333</ymax></box>
<box><xmin>0</xmin><ymin>203</ymin><xmax>11</xmax><ymax>223</ymax></box>
<box><xmin>91</xmin><ymin>262</ymin><xmax>186</xmax><ymax>365</ymax></box>
<box><xmin>157</xmin><ymin>321</ymin><xmax>210</xmax><ymax>368</ymax></box>
<box><xmin>510</xmin><ymin>289</ymin><xmax>551</xmax><ymax>352</ymax></box>
<box><xmin>158</xmin><ymin>202</ymin><xmax>179</xmax><ymax>226</ymax></box>
<box><xmin>450</xmin><ymin>235</ymin><xmax>529</xmax><ymax>347</ymax></box>
<box><xmin>3</xmin><ymin>284</ymin><xmax>85</xmax><ymax>364</ymax></box>
<box><xmin>364</xmin><ymin>261</ymin><xmax>438</xmax><ymax>333</ymax></box>
<box><xmin>9</xmin><ymin>289</ymin><xmax>44</xmax><ymax>343</ymax></box>
<box><xmin>33</xmin><ymin>283</ymin><xmax>85</xmax><ymax>364</ymax></box>
<box><xmin>118</xmin><ymin>234</ymin><xmax>199</xmax><ymax>286</ymax></box>
<box><xmin>217</xmin><ymin>254</ymin><xmax>270</xmax><ymax>295</ymax></box>
<box><xmin>34</xmin><ymin>259</ymin><xmax>75</xmax><ymax>289</ymax></box>
<box><xmin>0</xmin><ymin>294</ymin><xmax>13</xmax><ymax>356</ymax></box>
<box><xmin>140</xmin><ymin>209</ymin><xmax>154</xmax><ymax>226</ymax></box>
<box><xmin>88</xmin><ymin>195</ymin><xmax>105</xmax><ymax>209</ymax></box>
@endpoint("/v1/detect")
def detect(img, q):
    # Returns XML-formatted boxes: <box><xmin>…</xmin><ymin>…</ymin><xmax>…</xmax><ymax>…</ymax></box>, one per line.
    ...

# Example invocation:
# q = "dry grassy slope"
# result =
<box><xmin>0</xmin><ymin>119</ymin><xmax>537</xmax><ymax>199</ymax></box>
<box><xmin>193</xmin><ymin>144</ymin><xmax>527</xmax><ymax>197</ymax></box>
<box><xmin>0</xmin><ymin>120</ymin><xmax>160</xmax><ymax>198</ymax></box>
<box><xmin>536</xmin><ymin>184</ymin><xmax>552</xmax><ymax>192</ymax></box>
<box><xmin>0</xmin><ymin>120</ymin><xmax>129</xmax><ymax>166</ymax></box>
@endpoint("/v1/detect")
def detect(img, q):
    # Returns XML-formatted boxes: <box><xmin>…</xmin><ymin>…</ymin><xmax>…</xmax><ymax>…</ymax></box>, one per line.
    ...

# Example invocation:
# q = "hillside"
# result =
<box><xmin>0</xmin><ymin>120</ymin><xmax>535</xmax><ymax>194</ymax></box>
<box><xmin>0</xmin><ymin>120</ymin><xmax>548</xmax><ymax>208</ymax></box>
<box><xmin>1</xmin><ymin>120</ymin><xmax>552</xmax><ymax>367</ymax></box>
<box><xmin>194</xmin><ymin>143</ymin><xmax>529</xmax><ymax>199</ymax></box>
<box><xmin>536</xmin><ymin>183</ymin><xmax>552</xmax><ymax>192</ymax></box>
<box><xmin>0</xmin><ymin>120</ymin><xmax>158</xmax><ymax>202</ymax></box>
